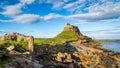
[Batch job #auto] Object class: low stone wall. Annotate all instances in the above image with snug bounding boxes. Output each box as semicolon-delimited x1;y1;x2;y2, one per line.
0;33;34;53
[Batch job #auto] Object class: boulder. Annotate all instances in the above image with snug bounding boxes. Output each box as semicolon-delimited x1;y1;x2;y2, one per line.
7;45;15;51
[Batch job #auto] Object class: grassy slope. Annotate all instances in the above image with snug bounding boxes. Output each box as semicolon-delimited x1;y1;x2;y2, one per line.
34;31;78;45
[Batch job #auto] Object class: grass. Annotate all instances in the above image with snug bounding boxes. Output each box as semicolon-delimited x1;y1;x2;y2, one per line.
0;40;28;59
0;39;29;67
34;31;78;46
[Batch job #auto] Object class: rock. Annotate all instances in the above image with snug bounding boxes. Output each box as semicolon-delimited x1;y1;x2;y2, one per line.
55;52;72;63
15;58;33;68
5;63;16;68
9;50;21;55
33;63;43;68
7;45;15;51
69;63;74;68
64;23;82;36
57;63;67;68
78;35;92;43
23;51;30;55
64;53;72;62
55;52;65;62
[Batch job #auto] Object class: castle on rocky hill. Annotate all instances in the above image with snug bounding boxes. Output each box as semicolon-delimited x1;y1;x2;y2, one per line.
64;23;83;36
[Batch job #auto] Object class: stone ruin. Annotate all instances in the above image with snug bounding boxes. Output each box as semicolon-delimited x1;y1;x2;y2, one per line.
64;23;93;43
0;33;34;52
64;23;83;36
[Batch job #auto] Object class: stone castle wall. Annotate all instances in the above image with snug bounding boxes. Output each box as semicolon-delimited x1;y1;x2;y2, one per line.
64;23;82;36
0;33;34;52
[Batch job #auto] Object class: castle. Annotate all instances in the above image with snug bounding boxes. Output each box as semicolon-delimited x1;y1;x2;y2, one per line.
64;23;82;36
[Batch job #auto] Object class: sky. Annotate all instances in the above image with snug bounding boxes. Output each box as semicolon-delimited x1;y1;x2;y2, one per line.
0;0;120;39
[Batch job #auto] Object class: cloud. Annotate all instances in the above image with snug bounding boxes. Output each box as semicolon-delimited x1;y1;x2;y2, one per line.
1;4;22;17
12;14;42;24
66;1;120;22
1;0;120;24
0;13;64;24
52;2;64;9
82;28;120;36
63;0;85;12
38;0;69;9
43;13;64;21
20;0;35;4
0;14;42;24
0;0;35;17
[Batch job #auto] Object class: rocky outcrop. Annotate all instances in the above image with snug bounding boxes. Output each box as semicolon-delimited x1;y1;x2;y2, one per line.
78;35;93;43
64;23;93;43
5;56;43;68
34;42;120;68
64;23;82;36
0;33;34;52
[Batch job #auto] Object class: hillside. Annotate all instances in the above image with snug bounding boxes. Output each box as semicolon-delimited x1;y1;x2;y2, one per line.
34;23;81;45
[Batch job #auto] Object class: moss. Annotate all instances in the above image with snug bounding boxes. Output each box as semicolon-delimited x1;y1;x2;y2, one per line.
34;31;78;46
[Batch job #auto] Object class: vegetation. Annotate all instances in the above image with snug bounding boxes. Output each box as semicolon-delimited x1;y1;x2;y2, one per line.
0;41;10;67
0;40;29;64
34;31;78;46
3;40;28;51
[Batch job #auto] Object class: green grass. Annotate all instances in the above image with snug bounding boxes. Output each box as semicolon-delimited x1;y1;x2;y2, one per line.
0;39;29;66
34;31;78;46
0;40;28;51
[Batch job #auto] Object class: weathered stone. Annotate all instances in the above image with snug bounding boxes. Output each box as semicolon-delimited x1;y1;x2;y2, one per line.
28;36;34;53
0;33;34;52
64;53;72;62
69;63;74;68
23;51;30;55
5;63;16;68
78;35;92;43
7;45;15;51
64;23;82;36
33;63;43;68
55;52;65;62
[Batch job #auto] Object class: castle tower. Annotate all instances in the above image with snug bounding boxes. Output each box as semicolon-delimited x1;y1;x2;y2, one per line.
64;23;82;36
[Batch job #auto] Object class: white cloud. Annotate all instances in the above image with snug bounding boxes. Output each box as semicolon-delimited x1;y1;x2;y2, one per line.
1;0;35;17
52;2;64;9
20;0;35;4
63;0;85;12
0;13;64;24
0;14;42;24
63;0;85;9
66;2;120;22
12;14;41;24
38;0;69;9
44;13;64;20
81;28;120;39
1;4;22;17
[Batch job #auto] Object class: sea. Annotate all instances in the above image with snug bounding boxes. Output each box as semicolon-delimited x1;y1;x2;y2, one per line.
101;40;120;53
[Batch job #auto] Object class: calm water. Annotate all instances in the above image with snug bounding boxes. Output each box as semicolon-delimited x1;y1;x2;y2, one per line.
101;41;120;53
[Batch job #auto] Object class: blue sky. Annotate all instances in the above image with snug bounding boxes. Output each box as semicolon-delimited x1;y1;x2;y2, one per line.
0;0;120;39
